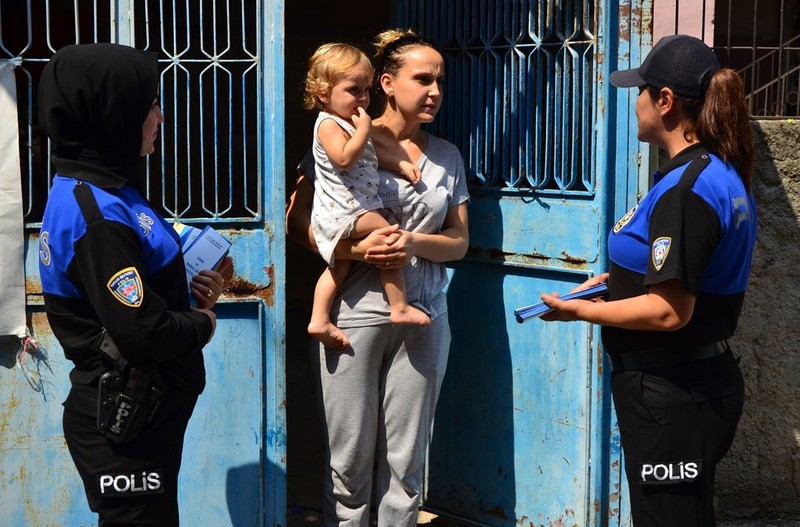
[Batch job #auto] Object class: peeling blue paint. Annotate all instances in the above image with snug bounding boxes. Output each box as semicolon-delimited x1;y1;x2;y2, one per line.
266;427;287;448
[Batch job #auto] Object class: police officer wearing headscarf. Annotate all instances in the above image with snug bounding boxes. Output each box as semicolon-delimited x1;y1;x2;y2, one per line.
38;43;224;526
540;35;757;526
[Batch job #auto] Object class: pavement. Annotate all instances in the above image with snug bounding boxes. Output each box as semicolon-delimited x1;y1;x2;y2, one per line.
287;509;800;527
286;510;470;526
287;509;441;526
718;522;800;527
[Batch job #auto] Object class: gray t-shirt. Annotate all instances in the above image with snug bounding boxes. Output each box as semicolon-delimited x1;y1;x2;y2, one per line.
331;134;470;328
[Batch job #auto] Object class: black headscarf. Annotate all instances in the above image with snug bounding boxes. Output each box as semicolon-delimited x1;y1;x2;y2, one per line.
38;43;159;187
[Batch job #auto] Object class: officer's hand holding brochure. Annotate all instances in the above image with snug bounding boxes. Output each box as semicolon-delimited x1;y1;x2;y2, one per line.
514;283;608;323
174;223;231;295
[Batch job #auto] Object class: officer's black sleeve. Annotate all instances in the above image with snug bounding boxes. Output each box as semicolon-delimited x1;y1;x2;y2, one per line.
73;217;213;362
644;186;721;294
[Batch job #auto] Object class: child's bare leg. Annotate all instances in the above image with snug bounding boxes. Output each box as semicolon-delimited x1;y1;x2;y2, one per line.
308;262;351;349
350;210;390;239
380;268;431;326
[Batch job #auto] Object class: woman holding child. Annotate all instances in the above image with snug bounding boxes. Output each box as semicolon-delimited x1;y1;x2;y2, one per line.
287;29;469;527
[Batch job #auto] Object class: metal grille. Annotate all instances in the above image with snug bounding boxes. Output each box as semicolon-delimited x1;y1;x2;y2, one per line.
714;0;800;117
1;0;261;224
394;0;597;195
659;0;800;117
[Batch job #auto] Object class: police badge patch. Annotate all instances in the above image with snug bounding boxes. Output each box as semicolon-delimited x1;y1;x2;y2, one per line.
107;267;144;307
652;237;672;271
613;205;638;233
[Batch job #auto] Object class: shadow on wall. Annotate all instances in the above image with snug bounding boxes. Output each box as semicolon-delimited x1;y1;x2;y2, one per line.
716;121;800;519
426;194;517;524
226;463;261;526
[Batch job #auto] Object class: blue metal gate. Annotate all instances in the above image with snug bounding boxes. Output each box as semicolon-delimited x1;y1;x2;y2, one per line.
1;0;657;525
392;1;652;525
0;1;286;525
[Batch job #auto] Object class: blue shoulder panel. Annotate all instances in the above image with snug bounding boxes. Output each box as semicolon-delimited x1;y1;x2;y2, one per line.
39;176;182;298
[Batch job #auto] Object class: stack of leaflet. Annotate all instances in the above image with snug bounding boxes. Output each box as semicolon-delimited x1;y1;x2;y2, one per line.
513;283;608;323
174;222;231;294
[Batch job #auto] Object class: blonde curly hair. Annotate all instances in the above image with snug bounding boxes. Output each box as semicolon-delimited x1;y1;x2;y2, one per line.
302;43;374;111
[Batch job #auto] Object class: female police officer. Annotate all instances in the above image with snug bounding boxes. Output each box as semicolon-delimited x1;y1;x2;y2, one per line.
38;43;223;526
540;35;756;526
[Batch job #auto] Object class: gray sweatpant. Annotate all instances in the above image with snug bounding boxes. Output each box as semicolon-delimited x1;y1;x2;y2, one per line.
314;315;451;527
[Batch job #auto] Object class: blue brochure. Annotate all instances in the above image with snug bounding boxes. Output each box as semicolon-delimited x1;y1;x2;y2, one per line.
174;223;231;300
514;283;608;323
182;226;231;279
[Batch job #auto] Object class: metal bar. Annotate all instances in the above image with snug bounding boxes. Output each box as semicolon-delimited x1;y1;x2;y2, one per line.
260;1;286;524
113;0;134;45
750;0;758;114
777;0;785;114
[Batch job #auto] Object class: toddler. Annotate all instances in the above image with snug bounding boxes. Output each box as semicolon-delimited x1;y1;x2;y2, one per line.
303;42;430;349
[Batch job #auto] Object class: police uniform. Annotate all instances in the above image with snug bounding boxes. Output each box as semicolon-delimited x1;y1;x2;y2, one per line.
604;143;756;525
37;44;213;526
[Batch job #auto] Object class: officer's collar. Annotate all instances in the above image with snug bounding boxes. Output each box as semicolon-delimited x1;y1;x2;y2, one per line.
52;153;142;189
654;143;710;180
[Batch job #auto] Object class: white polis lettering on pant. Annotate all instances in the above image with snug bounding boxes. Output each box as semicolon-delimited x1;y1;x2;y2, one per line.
98;471;163;496
639;461;701;484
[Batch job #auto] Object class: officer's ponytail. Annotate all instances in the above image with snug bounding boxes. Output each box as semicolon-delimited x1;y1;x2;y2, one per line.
657;68;755;190
698;69;755;190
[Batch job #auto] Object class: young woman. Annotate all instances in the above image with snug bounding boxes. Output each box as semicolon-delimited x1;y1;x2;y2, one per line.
38;43;223;525
541;35;756;526
287;29;469;527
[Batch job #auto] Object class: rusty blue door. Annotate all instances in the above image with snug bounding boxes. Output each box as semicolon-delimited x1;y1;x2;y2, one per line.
0;1;287;525
392;1;651;525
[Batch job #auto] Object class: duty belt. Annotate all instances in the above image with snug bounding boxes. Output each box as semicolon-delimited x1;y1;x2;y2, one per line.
610;340;730;371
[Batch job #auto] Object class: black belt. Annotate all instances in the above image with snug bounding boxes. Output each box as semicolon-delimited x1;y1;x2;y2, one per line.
609;341;730;371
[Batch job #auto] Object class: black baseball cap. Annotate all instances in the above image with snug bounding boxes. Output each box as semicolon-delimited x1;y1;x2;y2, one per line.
610;34;720;98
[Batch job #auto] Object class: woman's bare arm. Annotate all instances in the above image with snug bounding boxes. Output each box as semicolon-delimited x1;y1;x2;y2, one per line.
364;202;469;265
541;279;696;331
285;172;318;253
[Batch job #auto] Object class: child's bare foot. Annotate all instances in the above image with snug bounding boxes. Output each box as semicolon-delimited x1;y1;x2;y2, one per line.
390;305;431;326
308;321;350;349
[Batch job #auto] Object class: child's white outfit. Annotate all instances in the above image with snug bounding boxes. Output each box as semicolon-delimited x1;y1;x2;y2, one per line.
311;111;382;266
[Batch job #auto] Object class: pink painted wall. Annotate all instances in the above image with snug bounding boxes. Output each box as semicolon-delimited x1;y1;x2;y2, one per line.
653;0;714;44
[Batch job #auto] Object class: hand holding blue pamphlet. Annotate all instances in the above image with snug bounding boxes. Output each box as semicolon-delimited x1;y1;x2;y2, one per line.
514;283;608;323
174;223;231;295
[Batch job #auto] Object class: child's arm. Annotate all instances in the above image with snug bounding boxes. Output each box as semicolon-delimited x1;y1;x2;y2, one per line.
398;160;422;185
318;108;371;169
372;126;421;185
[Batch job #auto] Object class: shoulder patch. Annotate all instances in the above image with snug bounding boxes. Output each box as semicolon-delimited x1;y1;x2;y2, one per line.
613;205;638;234
107;267;144;307
651;237;672;271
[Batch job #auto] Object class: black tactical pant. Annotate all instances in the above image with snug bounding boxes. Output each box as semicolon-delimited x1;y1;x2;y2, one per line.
63;386;198;526
612;350;744;527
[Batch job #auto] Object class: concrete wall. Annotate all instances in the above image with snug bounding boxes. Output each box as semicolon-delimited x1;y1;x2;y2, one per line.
717;120;800;519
